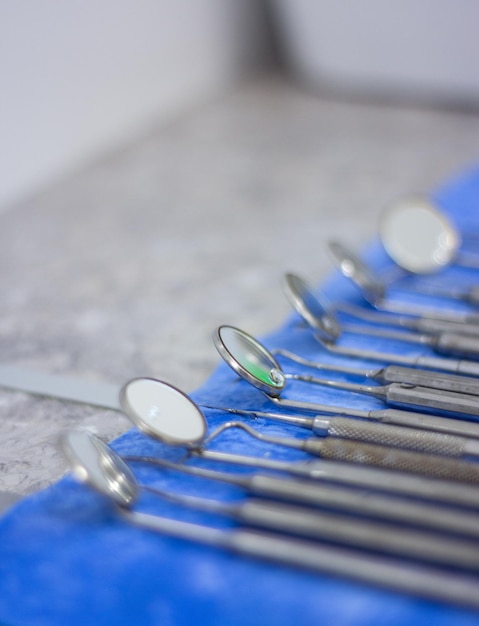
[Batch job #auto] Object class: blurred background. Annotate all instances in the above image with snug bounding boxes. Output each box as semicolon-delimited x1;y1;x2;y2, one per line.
2;0;479;212
1;0;479;493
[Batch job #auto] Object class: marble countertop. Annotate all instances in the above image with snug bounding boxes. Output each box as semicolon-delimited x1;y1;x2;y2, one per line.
1;75;479;496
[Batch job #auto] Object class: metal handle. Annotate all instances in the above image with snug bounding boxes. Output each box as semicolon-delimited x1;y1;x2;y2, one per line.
199;445;479;508
380;298;479;324
414;354;479;376
463;311;479;324
325;416;479;458
380;365;479;395
123;508;479;608
467;285;479;307
325;341;479;376
369;407;479;439
434;332;479;358
414;316;479;337
342;322;428;346
238;499;479;571
231;529;479;609
304;437;479;484
384;382;479;417
273;393;479;438
456;359;479;377
248;474;479;537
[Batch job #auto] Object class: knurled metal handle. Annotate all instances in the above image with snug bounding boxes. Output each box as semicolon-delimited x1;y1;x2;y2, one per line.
304;437;479;483
326;416;477;457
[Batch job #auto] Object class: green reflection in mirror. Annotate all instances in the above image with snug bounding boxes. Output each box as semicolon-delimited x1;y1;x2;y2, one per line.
220;326;284;389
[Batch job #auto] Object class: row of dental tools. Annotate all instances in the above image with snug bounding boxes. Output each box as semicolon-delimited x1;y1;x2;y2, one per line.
60;196;479;608
63;378;479;610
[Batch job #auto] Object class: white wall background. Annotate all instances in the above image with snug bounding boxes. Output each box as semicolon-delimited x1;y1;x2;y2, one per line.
4;1;477;213
274;0;479;103
0;1;268;211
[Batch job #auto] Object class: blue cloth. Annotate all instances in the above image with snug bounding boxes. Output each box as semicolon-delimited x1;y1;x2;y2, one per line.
1;166;479;626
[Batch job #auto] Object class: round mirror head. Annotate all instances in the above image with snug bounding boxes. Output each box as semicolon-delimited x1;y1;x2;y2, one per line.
379;196;460;274
120;378;207;445
328;240;386;305
282;273;341;341
213;325;286;398
61;429;138;507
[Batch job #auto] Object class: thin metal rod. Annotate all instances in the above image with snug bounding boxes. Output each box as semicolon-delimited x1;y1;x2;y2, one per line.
201;405;315;429
274;347;479;397
268;393;375;418
284;372;384;398
272;348;367;377
203;420;305;451
318;335;479;377
341;322;479;358
388;281;473;304
376;296;479;324
336;302;479;336
341;321;433;346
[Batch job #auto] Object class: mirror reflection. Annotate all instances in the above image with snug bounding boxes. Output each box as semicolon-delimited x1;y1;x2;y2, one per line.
120;378;207;445
380;198;460;273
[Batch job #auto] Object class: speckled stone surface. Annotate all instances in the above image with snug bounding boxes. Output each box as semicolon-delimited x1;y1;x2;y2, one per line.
1;75;479;495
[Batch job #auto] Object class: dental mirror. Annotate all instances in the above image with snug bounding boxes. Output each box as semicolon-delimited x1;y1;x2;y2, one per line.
282;274;342;341
283;273;344;340
379;197;459;273
283;274;479;382
61;431;479;609
380;196;479;272
212;326;286;397
328;240;479;323
328;241;386;305
285;275;479;360
120;377;207;445
61;429;138;507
